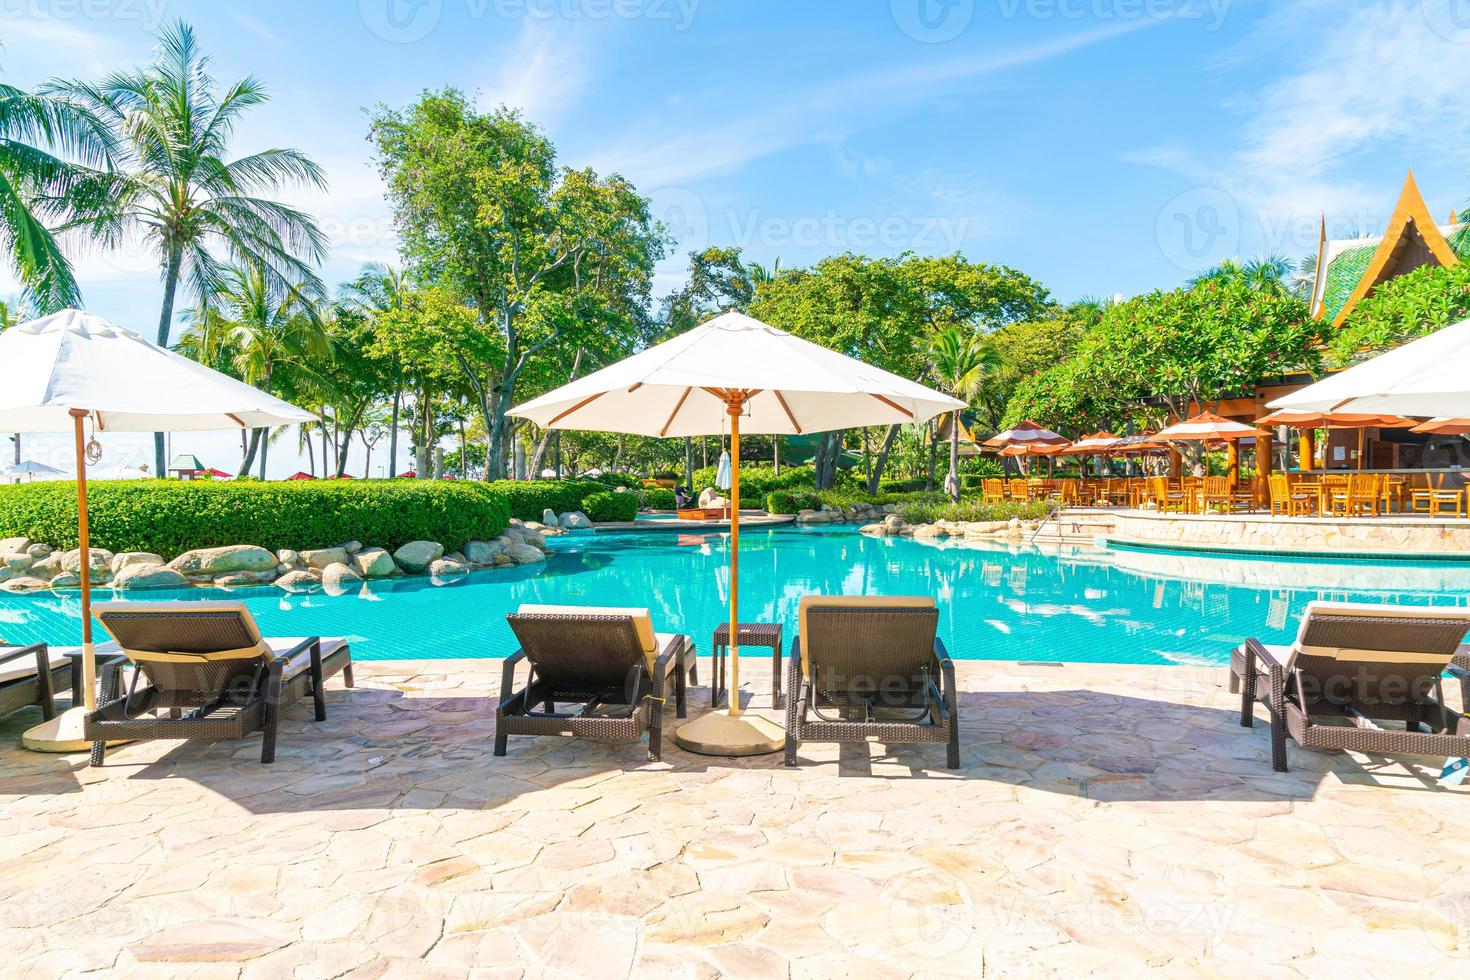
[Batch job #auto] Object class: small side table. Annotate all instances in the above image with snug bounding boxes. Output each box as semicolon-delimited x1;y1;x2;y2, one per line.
710;622;783;709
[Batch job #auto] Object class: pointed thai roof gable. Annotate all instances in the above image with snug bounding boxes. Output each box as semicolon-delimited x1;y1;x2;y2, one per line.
1312;170;1463;326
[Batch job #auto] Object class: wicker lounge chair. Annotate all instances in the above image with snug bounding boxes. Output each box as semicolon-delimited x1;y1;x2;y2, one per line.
1230;601;1470;773
85;601;354;766
0;641;73;721
784;596;959;769
498;605;691;762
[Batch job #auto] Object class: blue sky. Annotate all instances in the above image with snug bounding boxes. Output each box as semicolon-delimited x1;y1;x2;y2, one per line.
4;0;1470;475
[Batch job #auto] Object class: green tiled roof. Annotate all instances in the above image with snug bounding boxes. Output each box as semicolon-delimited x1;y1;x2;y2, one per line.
1319;243;1376;323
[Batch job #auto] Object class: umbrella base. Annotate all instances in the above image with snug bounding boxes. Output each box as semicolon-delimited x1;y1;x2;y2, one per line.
21;706;126;753
673;709;784;756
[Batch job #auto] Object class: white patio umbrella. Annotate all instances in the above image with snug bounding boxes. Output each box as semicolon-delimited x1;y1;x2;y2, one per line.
1268;316;1470;418
3;459;66;482
510;310;962;755
0;309;314;752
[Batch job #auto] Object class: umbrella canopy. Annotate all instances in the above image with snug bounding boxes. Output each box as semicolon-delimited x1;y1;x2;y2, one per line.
999;442;1070;457
287;471;316;480
1267;316;1470;418
983;419;1069;449
1059;431;1118;455
1256;409;1416;429
509;311;962;436
0;309;314;754
200;467;233;478
1412;418;1470;435
509;311;961;757
3;459;65;475
0;309;315;433
90;463;151;480
1155;412;1268;442
1109;433;1166;455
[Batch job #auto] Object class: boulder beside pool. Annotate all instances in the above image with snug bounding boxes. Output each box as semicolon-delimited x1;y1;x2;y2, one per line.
167;545;279;577
112;564;191;591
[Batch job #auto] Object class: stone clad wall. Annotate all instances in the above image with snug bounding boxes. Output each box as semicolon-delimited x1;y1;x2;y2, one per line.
1108;511;1470;556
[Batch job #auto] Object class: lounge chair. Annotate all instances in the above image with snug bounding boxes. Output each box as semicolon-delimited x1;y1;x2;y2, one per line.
1230;601;1470;773
784;596;959;769
85;601;354;766
498;604;691;761
0;641;72;721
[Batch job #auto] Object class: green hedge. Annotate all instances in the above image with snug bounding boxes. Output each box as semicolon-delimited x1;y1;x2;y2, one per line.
486;479;603;521
640;487;676;510
766;490;820;515
0;480;511;556
690;464;815;499
582;490;638;522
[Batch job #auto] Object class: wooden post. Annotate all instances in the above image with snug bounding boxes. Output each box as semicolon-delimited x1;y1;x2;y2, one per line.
1168;447;1182;479
727;394;743;719
1225;441;1239;485
1254;433;1273;504
70;409;96;709
1298;429;1314;472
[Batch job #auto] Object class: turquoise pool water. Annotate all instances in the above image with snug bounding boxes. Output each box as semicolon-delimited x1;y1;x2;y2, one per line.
3;526;1469;666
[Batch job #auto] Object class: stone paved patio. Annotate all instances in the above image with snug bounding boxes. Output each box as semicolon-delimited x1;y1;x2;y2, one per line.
2;657;1467;977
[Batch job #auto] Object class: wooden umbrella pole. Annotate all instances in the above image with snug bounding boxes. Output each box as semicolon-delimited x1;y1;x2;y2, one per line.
70;408;96;709
727;395;742;719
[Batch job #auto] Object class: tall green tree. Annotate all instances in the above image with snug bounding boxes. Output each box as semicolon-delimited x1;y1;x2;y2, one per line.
49;19;327;474
370;90;667;478
339;262;412;476
0;82;114;310
929;325;997;502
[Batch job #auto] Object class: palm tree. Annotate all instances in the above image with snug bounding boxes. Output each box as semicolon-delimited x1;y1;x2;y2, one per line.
930;326;997;503
206;263;328;477
339;263;409;476
1189;254;1295;295
47;19;327;474
0;82;115;310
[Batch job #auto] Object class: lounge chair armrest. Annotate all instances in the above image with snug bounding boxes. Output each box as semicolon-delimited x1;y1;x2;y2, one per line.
499;648;528;705
1243;638;1283;670
0;642;46;666
1447;663;1470;682
933;636;953;665
274;636;321;665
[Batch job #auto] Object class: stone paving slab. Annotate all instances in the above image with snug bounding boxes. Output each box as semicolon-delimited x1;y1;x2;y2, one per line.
1;658;1467;977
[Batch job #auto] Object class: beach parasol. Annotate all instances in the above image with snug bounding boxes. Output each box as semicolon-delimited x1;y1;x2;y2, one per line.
510;310;961;756
0;310;313;752
1154;412;1268;442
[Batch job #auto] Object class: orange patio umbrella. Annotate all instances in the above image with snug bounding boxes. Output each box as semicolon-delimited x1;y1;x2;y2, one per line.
1059;431;1119;455
1411;418;1470;435
984;419;1069;449
1257;410;1417;471
1155;412;1269;442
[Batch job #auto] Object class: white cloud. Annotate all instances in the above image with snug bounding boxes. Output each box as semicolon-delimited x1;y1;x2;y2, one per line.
476;21;591;127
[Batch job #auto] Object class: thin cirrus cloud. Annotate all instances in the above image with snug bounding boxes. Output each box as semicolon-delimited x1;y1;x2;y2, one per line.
591;17;1164;189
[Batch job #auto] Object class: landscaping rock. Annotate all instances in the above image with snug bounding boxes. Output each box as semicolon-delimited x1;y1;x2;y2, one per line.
860;523;888;536
520;530;547;549
4;553;34;573
351;547;396;579
2;576;50;591
429;558;469;579
506;542;546;565
883;513;905;532
111;552;164;575
213;570;274;586
29;554;61;579
0;536;29;554
392;540;443;573
61;548;114;574
0;567;12;585
541;508;560;527
464;540;502;565
50;571;81;588
340;540;363;554
168;545;278;577
276;549;301;568
112;564;190;591
559;511;593;530
274;569;322;593
26;543;52;558
302;547;349;571
912;524;944;539
321;562;363;591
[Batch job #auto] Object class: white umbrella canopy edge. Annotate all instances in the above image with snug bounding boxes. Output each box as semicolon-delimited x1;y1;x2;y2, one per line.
509;311;963;437
0;310;315;754
1267;316;1470;418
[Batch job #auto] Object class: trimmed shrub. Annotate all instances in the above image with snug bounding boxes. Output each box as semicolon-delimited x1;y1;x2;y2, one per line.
878;477;928;494
486;479;603;521
895;498;1050;525
581;490;638;522
587;471;643;490
640;487;676;510
690;464;815;499
766;490;820;515
0;479;511;556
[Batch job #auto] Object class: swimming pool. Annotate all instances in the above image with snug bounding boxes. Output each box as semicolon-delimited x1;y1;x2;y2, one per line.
3;526;1468;665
